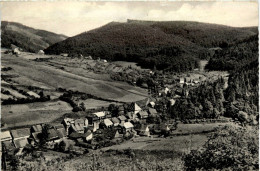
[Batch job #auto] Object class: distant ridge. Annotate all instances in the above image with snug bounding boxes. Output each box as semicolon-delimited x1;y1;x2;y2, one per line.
1;21;68;53
42;20;256;71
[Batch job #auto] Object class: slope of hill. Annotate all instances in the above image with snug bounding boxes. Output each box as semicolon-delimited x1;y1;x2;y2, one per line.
1;21;68;53
205;34;258;71
45;20;257;72
225;59;259;119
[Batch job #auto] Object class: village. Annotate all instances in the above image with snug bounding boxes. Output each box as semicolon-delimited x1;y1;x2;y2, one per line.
1;47;232;170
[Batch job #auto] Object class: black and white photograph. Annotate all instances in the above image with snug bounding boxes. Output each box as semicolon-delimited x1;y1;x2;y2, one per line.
0;1;259;170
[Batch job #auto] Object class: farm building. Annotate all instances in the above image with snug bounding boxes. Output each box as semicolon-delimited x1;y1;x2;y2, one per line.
128;103;142;114
31;132;41;144
169;99;176;106
148;101;155;108
106;112;112;119
82;130;93;142
10;128;30;148
0;131;12;143
11;128;30;140
164;87;170;94
118;106;125;115
137;111;149;119
38;50;45;55
46;128;60;142
126;112;133;120
70;120;84;134
62;118;75;134
31;124;43;133
111;117;120;126
55;124;67;138
180;78;184;84
93;111;106;120
118;115;127;124
160;123;170;132
103;119;113;128
60;53;68;57
86;114;99;132
122;122;134;132
114;130;122;138
148;108;158;116
69;132;82;141
13;138;29;149
136;124;150;136
13;48;21;55
185;77;192;83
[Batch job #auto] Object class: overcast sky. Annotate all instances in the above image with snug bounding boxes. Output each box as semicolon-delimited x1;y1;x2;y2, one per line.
1;1;258;37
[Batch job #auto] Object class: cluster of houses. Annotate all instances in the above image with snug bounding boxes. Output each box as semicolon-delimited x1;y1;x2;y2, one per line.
1;102;171;153
179;77;202;86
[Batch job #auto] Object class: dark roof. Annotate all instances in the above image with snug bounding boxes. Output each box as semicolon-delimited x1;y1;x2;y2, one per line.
118;115;127;121
82;130;92;137
136;124;150;133
138;111;149;118
56;128;66;138
74;118;84;125
69;132;82;139
11;128;30;139
86;114;98;121
55;124;65;129
111;117;120;124
148;108;157;115
32;125;43;132
47;128;59;141
32;132;41;143
13;138;28;148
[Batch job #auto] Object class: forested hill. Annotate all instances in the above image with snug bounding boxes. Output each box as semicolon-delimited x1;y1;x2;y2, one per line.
1;21;68;53
44;20;256;72
206;34;258;71
225;59;259;122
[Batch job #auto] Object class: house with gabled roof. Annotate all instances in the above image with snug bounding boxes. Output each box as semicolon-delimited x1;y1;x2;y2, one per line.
111;117;120;126
31;124;43;133
86;114;99;132
93;111;106;120
62;118;75;135
11;128;30;140
31;132;41;144
122;122;134;132
10;128;31;148
180;77;185;84
82;130;93;142
0;130;12;143
148;108;158;116
102;118;113;128
137;111;149;119
135;124;150;136
13;138;29;149
46;128;60;143
118;115;127;124
128;102;142;114
55;124;66;138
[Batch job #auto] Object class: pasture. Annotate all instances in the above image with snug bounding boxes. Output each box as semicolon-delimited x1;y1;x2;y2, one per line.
1;100;72;128
2;54;148;102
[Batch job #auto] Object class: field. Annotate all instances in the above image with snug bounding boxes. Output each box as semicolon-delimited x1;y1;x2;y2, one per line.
2;53;148;102
79;99;122;109
1;100;72;128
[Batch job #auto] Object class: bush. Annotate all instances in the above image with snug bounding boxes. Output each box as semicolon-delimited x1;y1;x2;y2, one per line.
183;125;259;170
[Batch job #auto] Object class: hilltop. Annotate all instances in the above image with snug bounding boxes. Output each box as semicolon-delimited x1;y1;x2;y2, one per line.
1;21;68;53
45;20;257;71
